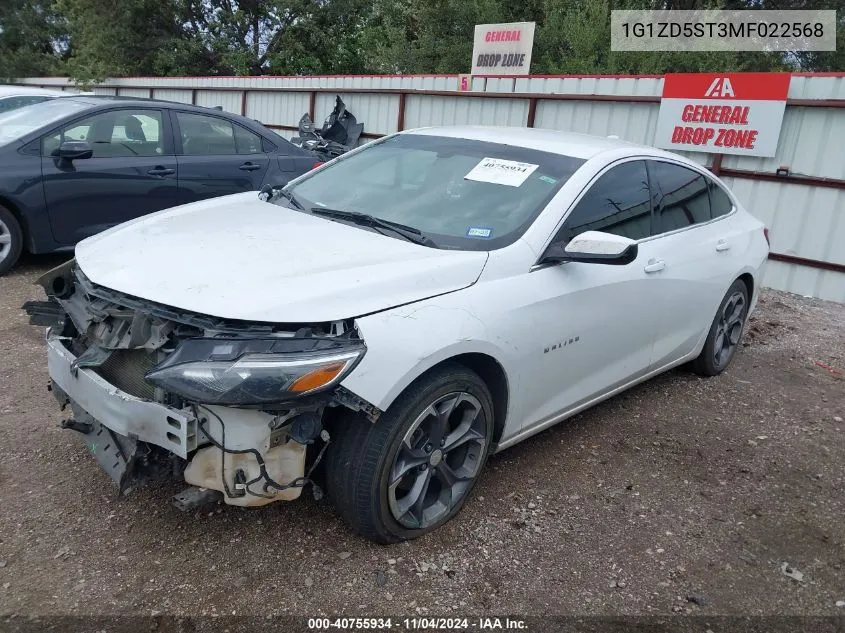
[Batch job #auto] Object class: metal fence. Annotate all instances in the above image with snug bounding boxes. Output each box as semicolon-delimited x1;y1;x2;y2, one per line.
20;73;845;302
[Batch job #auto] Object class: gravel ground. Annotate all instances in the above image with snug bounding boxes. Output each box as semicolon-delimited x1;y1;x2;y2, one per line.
1;254;843;621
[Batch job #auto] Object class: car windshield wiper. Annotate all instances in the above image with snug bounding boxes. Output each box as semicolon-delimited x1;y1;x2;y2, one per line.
260;184;304;210
310;207;437;247
276;188;304;210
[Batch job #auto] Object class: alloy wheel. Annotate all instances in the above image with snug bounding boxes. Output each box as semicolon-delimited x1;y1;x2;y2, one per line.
0;216;11;263
387;392;489;529
713;291;746;369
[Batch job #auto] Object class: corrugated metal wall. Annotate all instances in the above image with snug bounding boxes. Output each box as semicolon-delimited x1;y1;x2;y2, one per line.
19;74;845;302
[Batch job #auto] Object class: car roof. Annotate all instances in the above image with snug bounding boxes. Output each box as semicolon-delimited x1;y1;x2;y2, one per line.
0;85;70;98
54;95;272;126
67;95;206;108
404;125;651;160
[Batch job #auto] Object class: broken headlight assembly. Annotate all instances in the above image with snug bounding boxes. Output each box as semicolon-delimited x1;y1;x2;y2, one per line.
145;337;365;405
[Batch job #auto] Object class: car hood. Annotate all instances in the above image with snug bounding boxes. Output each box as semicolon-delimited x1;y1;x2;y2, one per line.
74;193;488;323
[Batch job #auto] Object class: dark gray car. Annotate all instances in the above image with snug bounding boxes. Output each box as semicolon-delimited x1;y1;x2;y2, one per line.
0;96;319;274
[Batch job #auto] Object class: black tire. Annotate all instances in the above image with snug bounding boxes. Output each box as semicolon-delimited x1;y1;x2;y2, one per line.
0;205;23;276
691;279;749;376
325;363;495;543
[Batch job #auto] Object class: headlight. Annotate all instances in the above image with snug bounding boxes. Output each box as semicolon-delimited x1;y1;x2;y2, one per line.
145;337;365;405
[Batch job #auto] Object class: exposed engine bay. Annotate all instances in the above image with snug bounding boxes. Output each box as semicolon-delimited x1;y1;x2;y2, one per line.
24;259;378;509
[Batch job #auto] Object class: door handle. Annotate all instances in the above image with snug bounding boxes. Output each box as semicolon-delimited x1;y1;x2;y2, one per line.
147;167;175;176
238;162;262;171
716;239;731;252
644;258;666;274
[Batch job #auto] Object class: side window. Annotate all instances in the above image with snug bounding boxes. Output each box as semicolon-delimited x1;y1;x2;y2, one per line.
111;113;161;144
177;112;237;155
708;179;734;218
649;161;710;234
555;160;652;244
233;125;263;155
42;110;164;158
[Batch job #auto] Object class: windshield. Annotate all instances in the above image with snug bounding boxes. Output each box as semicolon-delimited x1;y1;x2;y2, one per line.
0;98;91;145
281;133;585;250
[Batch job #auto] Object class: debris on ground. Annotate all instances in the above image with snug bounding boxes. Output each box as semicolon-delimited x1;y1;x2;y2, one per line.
374;570;388;587
291;96;364;162
814;360;842;376
780;562;805;583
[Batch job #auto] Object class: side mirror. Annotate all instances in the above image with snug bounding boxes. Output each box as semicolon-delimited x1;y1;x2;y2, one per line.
541;230;638;266
56;140;93;161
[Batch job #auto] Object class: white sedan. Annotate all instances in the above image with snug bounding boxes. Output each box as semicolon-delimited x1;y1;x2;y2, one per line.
0;85;74;113
28;126;769;543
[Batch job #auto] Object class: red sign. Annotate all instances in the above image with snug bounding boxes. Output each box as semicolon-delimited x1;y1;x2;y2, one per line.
655;73;790;157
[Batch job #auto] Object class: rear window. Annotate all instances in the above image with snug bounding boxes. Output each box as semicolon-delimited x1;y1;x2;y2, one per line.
708;180;734;218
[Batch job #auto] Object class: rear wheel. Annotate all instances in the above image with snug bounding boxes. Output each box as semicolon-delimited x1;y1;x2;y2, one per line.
0;205;23;276
692;279;749;376
325;363;494;543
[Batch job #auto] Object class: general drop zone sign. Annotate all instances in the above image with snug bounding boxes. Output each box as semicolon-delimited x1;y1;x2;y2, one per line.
471;22;535;75
654;73;790;157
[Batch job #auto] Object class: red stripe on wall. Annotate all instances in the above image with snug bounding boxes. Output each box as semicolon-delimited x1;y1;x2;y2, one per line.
662;73;791;100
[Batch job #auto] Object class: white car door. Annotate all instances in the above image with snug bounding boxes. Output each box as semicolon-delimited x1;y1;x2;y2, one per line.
640;159;746;368
516;159;664;429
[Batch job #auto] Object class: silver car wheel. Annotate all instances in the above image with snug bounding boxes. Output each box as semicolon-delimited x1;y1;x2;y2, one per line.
387;392;489;529
0;216;12;263
713;290;746;370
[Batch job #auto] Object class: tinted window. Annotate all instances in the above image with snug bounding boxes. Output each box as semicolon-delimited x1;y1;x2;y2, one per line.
649;161;710;234
42;109;164;157
177;112;237;155
283;133;585;251
708;179;734;218
233;124;262;154
0;95;51;113
556;160;652;244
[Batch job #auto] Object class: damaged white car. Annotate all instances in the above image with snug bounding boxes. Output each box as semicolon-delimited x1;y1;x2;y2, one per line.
26;126;769;542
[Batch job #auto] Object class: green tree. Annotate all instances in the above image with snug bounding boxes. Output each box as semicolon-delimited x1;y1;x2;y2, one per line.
534;0;789;74
57;0;206;82
60;0;379;80
357;0;817;74
0;0;66;80
6;0;842;81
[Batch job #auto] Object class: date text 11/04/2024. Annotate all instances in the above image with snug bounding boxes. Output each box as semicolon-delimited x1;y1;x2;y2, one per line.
307;617;528;630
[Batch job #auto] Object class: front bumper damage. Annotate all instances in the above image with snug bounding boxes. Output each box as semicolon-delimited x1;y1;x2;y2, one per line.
49;337;306;505
26;260;379;508
48;335;198;459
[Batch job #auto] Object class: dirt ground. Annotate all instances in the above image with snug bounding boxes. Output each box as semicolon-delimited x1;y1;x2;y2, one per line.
0;253;843;621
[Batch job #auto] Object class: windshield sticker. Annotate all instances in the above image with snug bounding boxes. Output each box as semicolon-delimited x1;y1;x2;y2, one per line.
464;158;539;187
466;227;493;239
538;175;557;184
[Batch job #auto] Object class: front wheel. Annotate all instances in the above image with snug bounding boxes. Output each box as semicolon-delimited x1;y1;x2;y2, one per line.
0;205;23;276
325;363;495;543
691;279;749;376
